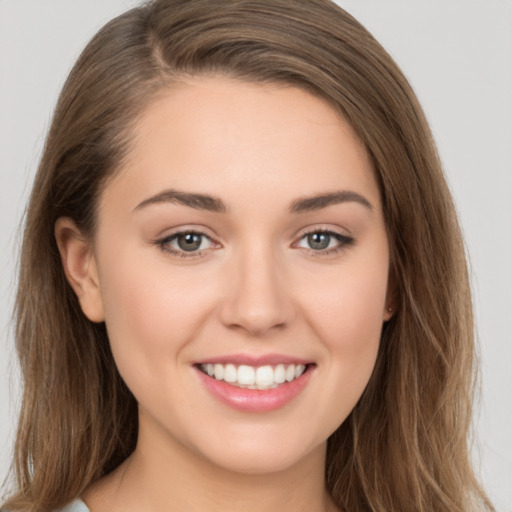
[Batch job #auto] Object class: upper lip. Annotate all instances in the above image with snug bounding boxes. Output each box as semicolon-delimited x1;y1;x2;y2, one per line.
195;353;314;366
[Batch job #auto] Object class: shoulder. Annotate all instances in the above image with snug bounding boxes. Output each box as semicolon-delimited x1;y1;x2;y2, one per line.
54;499;90;512
1;498;89;512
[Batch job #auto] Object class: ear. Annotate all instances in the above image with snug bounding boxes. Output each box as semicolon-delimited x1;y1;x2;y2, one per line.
383;263;398;322
54;217;105;323
383;305;394;322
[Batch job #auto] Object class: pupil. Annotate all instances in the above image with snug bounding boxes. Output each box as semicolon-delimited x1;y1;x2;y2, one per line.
308;232;330;250
178;233;202;251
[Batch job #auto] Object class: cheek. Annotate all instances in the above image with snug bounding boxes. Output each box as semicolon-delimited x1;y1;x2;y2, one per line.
96;247;216;390
297;250;389;415
301;249;389;346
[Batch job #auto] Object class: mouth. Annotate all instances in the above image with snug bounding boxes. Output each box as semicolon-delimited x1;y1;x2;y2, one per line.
196;362;312;390
193;354;316;412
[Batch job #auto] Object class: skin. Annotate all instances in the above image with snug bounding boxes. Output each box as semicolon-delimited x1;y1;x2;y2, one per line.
56;76;393;512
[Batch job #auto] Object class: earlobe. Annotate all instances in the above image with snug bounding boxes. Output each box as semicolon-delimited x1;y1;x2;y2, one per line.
383;264;397;322
54;217;105;323
383;305;394;322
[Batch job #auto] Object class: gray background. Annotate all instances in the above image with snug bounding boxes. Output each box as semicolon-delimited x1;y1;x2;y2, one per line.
1;1;511;510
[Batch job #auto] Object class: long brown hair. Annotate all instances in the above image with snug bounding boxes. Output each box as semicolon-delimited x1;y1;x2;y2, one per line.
2;1;494;511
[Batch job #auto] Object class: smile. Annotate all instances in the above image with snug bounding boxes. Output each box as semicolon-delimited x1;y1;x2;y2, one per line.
199;363;307;390
194;359;315;413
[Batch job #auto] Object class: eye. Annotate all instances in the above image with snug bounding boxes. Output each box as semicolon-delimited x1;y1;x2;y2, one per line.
295;230;354;254
157;230;217;257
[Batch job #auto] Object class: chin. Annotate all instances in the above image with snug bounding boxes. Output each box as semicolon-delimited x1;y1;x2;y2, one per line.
187;425;329;476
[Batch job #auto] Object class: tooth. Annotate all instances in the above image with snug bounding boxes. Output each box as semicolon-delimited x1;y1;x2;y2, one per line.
203;362;308;387
237;365;255;385
255;365;274;387
256;383;273;390
285;365;295;382
214;364;224;380
295;364;306;378
274;364;286;384
224;364;237;383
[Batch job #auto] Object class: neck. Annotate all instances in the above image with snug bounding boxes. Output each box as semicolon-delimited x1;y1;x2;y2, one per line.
83;414;338;512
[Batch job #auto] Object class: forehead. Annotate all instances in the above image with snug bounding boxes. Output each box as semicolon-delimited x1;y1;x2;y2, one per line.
101;76;381;214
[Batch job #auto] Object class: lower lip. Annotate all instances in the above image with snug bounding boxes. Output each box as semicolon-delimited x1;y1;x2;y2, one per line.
194;366;314;413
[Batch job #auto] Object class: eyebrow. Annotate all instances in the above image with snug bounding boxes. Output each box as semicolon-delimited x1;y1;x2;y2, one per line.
289;190;373;213
134;189;227;213
134;188;373;214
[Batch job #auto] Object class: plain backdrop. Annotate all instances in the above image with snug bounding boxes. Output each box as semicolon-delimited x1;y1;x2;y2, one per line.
1;1;511;510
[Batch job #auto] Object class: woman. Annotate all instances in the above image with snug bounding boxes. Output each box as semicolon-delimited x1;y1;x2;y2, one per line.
1;1;495;511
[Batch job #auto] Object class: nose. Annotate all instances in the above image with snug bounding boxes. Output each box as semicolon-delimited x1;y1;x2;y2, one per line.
218;243;295;336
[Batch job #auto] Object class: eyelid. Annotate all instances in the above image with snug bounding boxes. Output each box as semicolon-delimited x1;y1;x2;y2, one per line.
154;227;222;259
293;224;353;243
153;224;354;259
154;223;218;240
295;223;352;237
292;226;355;256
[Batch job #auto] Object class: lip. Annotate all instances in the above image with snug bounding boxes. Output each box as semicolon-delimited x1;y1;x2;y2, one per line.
196;353;313;366
194;361;315;413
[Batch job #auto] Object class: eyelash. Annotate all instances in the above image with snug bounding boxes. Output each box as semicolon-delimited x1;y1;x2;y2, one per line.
294;229;355;257
155;228;354;259
156;229;214;259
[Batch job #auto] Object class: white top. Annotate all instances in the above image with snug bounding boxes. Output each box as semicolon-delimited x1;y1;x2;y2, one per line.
57;499;90;512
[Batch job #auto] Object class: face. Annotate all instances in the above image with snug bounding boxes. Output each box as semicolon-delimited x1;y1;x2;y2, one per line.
62;77;392;474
